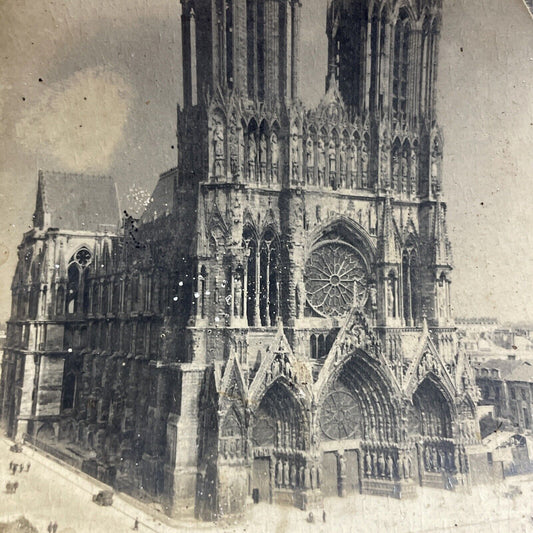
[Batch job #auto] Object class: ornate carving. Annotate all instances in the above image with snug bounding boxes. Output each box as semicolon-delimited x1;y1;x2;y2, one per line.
320;389;358;440
304;242;368;318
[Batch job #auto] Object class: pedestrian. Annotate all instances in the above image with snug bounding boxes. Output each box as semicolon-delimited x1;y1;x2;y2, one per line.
133;517;139;530
52;521;58;533
322;509;326;523
19;463;23;473
47;522;53;533
11;464;16;475
13;481;18;493
9;460;13;470
26;462;31;472
307;512;314;523
6;481;12;493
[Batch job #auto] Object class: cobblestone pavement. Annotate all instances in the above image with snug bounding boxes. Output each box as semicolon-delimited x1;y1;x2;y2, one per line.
1;437;532;533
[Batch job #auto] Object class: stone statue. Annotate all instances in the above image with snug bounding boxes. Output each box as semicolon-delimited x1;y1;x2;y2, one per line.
387;277;395;318
410;148;418;195
233;274;242;318
270;132;279;181
391;151;400;190
401;150;408;193
369;282;378;317
291;126;299;180
361;140;368;187
377;453;385;477
276;458;283;487
348;143;357;188
259;133;267;182
387;454;394;480
283;460;290;487
317;138;326;185
295;274;306;319
290;463;297;488
248;135;256;181
229;118;239;177
338;454;346;478
328;139;337;179
365;449;372;477
305;137;314;183
213;119;225;176
339;141;346;187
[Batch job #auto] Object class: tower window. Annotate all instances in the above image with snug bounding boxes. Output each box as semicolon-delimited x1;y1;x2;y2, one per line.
393;13;410;122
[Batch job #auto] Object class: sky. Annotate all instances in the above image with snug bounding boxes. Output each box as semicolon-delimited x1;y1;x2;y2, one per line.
0;0;532;325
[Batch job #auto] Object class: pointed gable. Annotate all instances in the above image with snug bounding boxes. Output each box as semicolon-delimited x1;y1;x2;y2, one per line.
34;170;120;232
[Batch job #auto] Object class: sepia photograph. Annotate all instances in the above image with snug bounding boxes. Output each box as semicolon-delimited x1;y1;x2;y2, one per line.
0;0;532;531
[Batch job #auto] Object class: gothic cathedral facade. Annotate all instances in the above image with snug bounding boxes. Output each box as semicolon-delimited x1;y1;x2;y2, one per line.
1;0;484;520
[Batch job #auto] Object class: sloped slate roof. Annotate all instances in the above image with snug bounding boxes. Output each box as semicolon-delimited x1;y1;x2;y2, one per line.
140;168;177;224
506;361;533;383
35;170;120;232
474;358;523;379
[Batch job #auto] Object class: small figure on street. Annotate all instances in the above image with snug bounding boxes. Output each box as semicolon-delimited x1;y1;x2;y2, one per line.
322;510;326;523
133;517;139;530
9;460;13;470
19;463;23;473
52;521;58;533
13;481;18;493
11;463;16;475
307;512;314;523
47;521;53;533
6;481;12;493
26;462;31;472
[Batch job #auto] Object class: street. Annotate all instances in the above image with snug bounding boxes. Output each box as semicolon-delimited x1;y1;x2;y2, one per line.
1;437;532;533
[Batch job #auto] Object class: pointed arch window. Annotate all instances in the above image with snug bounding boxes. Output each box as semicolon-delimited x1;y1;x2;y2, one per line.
402;246;419;326
393;11;410;123
65;248;92;316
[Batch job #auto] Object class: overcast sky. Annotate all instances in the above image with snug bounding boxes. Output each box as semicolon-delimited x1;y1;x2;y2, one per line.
0;0;532;325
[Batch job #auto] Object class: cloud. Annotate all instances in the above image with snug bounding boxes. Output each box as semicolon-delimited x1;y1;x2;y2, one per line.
15;67;133;173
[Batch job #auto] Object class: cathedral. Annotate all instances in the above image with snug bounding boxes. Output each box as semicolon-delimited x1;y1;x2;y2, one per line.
0;0;486;520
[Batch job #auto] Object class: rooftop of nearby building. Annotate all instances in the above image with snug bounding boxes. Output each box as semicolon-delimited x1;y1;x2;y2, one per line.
33;170;120;233
474;358;524;380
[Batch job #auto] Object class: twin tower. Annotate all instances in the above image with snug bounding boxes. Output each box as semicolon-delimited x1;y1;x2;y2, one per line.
2;0;484;522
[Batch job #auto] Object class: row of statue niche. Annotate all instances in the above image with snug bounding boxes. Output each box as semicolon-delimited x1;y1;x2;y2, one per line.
220;436;244;460
423;444;455;473
275;458;321;490
212;116;281;183
389;147;419;194
361;450;399;480
304;136;369;189
458;420;477;443
417;353;439;380
267;353;296;383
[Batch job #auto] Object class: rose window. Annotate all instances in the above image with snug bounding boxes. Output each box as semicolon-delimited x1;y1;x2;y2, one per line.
320;390;359;440
304;241;368;318
74;248;92;267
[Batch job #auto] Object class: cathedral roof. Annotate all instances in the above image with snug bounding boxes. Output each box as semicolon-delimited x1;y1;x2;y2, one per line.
34;170;120;232
140;168;177;224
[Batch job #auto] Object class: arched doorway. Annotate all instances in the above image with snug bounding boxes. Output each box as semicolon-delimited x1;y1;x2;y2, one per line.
318;351;401;497
412;376;455;485
251;381;309;505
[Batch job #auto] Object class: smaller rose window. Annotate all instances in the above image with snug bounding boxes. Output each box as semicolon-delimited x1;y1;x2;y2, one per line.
74;248;92;267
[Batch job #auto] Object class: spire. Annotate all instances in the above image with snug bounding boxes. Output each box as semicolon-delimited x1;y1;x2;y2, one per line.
433;195;451;267
378;195;400;264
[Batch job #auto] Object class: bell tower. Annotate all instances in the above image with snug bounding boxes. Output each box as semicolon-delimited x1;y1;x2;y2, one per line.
181;0;301;106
